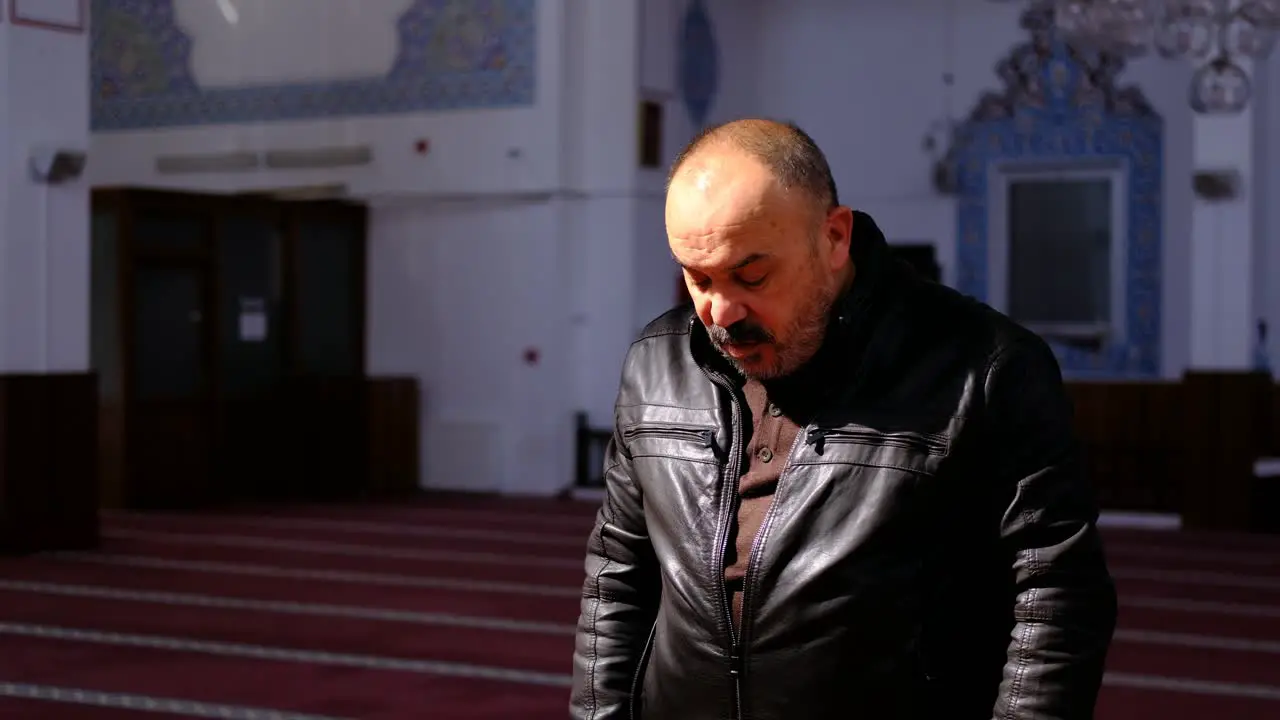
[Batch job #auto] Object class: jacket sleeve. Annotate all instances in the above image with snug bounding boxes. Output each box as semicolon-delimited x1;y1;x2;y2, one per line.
569;414;661;719
986;337;1118;720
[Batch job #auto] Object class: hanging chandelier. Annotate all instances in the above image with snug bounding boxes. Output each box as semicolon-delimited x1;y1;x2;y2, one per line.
1007;1;1280;112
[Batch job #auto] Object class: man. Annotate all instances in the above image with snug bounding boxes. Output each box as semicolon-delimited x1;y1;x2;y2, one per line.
570;119;1117;719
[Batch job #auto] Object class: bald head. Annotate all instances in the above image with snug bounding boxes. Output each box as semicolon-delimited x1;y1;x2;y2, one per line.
665;118;854;380
668;118;839;216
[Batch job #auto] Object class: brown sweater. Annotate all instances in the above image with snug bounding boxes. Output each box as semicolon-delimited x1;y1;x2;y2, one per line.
724;374;826;628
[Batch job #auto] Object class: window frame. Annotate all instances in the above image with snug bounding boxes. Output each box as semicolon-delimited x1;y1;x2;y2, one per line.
987;158;1129;346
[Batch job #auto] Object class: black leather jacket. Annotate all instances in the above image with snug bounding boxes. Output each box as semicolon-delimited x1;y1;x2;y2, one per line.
570;213;1117;719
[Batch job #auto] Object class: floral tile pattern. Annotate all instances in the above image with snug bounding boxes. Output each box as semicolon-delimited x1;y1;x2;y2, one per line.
90;0;537;131
950;4;1163;378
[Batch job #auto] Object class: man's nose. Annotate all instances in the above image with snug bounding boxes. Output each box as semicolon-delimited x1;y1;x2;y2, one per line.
708;293;748;330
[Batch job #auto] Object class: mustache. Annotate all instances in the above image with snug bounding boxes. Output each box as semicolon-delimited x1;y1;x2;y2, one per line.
707;320;775;346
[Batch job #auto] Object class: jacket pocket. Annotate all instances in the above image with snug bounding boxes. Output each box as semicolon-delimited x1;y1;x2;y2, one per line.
800;425;948;477
807;427;947;455
622;422;721;463
624;422;715;446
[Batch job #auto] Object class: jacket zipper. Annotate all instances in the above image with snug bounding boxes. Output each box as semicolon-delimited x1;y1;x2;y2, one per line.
733;425;943;717
628;621;658;720
733;421;810;718
622;423;717;449
698;365;745;720
805;427;948;456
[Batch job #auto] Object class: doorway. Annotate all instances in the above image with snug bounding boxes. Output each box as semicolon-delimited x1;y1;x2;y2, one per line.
91;189;368;509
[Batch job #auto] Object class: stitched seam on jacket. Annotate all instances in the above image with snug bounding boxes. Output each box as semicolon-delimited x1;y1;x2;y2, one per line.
583;503;619;719
1003;586;1038;720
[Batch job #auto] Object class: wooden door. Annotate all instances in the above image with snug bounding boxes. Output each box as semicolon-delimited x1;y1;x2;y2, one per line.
127;258;214;508
214;210;288;500
281;203;368;498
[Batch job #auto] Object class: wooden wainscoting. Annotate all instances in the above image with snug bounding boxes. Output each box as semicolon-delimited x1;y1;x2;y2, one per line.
1066;381;1184;514
1066;372;1275;532
215;390;289;503
98;400;126;509
279;377;369;501
1178;372;1274;531
0;373;99;553
112;376;421;509
1271;382;1280;456
367;377;422;499
239;376;419;502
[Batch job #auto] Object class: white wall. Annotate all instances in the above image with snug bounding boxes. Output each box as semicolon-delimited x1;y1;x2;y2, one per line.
0;11;91;373
368;197;572;495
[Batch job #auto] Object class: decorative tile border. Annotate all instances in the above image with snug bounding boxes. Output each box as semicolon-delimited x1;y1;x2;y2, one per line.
90;0;537;131
949;4;1163;378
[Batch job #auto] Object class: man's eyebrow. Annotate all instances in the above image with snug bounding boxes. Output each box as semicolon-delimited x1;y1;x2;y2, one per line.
676;252;770;272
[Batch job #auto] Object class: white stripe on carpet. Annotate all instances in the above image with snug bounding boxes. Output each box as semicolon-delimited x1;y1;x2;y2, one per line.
45;552;580;597
0;623;573;688
0;579;575;635
0;682;349;719
105;511;589;547
104;529;582;569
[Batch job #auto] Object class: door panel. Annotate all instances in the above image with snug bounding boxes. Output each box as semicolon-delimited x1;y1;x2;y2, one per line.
128;262;213;508
216;214;287;499
133;264;206;399
294;215;362;377
287;209;367;498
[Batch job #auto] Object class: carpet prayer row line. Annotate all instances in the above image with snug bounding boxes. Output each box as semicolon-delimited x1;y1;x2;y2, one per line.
0;495;1276;718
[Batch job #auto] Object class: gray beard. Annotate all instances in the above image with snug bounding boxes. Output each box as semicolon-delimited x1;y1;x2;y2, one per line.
719;282;839;381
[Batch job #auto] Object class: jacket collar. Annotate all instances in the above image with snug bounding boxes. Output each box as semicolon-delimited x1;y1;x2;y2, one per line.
831;210;895;335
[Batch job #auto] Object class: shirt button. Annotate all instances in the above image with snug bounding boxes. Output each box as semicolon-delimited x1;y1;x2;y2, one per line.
758;447;773;462
768;404;782;417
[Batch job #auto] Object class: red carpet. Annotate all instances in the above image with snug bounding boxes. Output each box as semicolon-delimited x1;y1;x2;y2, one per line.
0;494;1274;718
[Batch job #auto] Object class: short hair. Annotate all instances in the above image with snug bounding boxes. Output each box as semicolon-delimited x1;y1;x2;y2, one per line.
667;118;840;211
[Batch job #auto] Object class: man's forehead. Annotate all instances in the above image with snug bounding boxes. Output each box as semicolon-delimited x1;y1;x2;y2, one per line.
668;165;777;241
669;153;772;205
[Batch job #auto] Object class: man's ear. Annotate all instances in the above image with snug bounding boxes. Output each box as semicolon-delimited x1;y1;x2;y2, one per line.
824;205;854;269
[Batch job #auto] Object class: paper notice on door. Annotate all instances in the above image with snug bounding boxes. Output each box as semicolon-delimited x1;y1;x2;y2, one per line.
238;297;267;342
